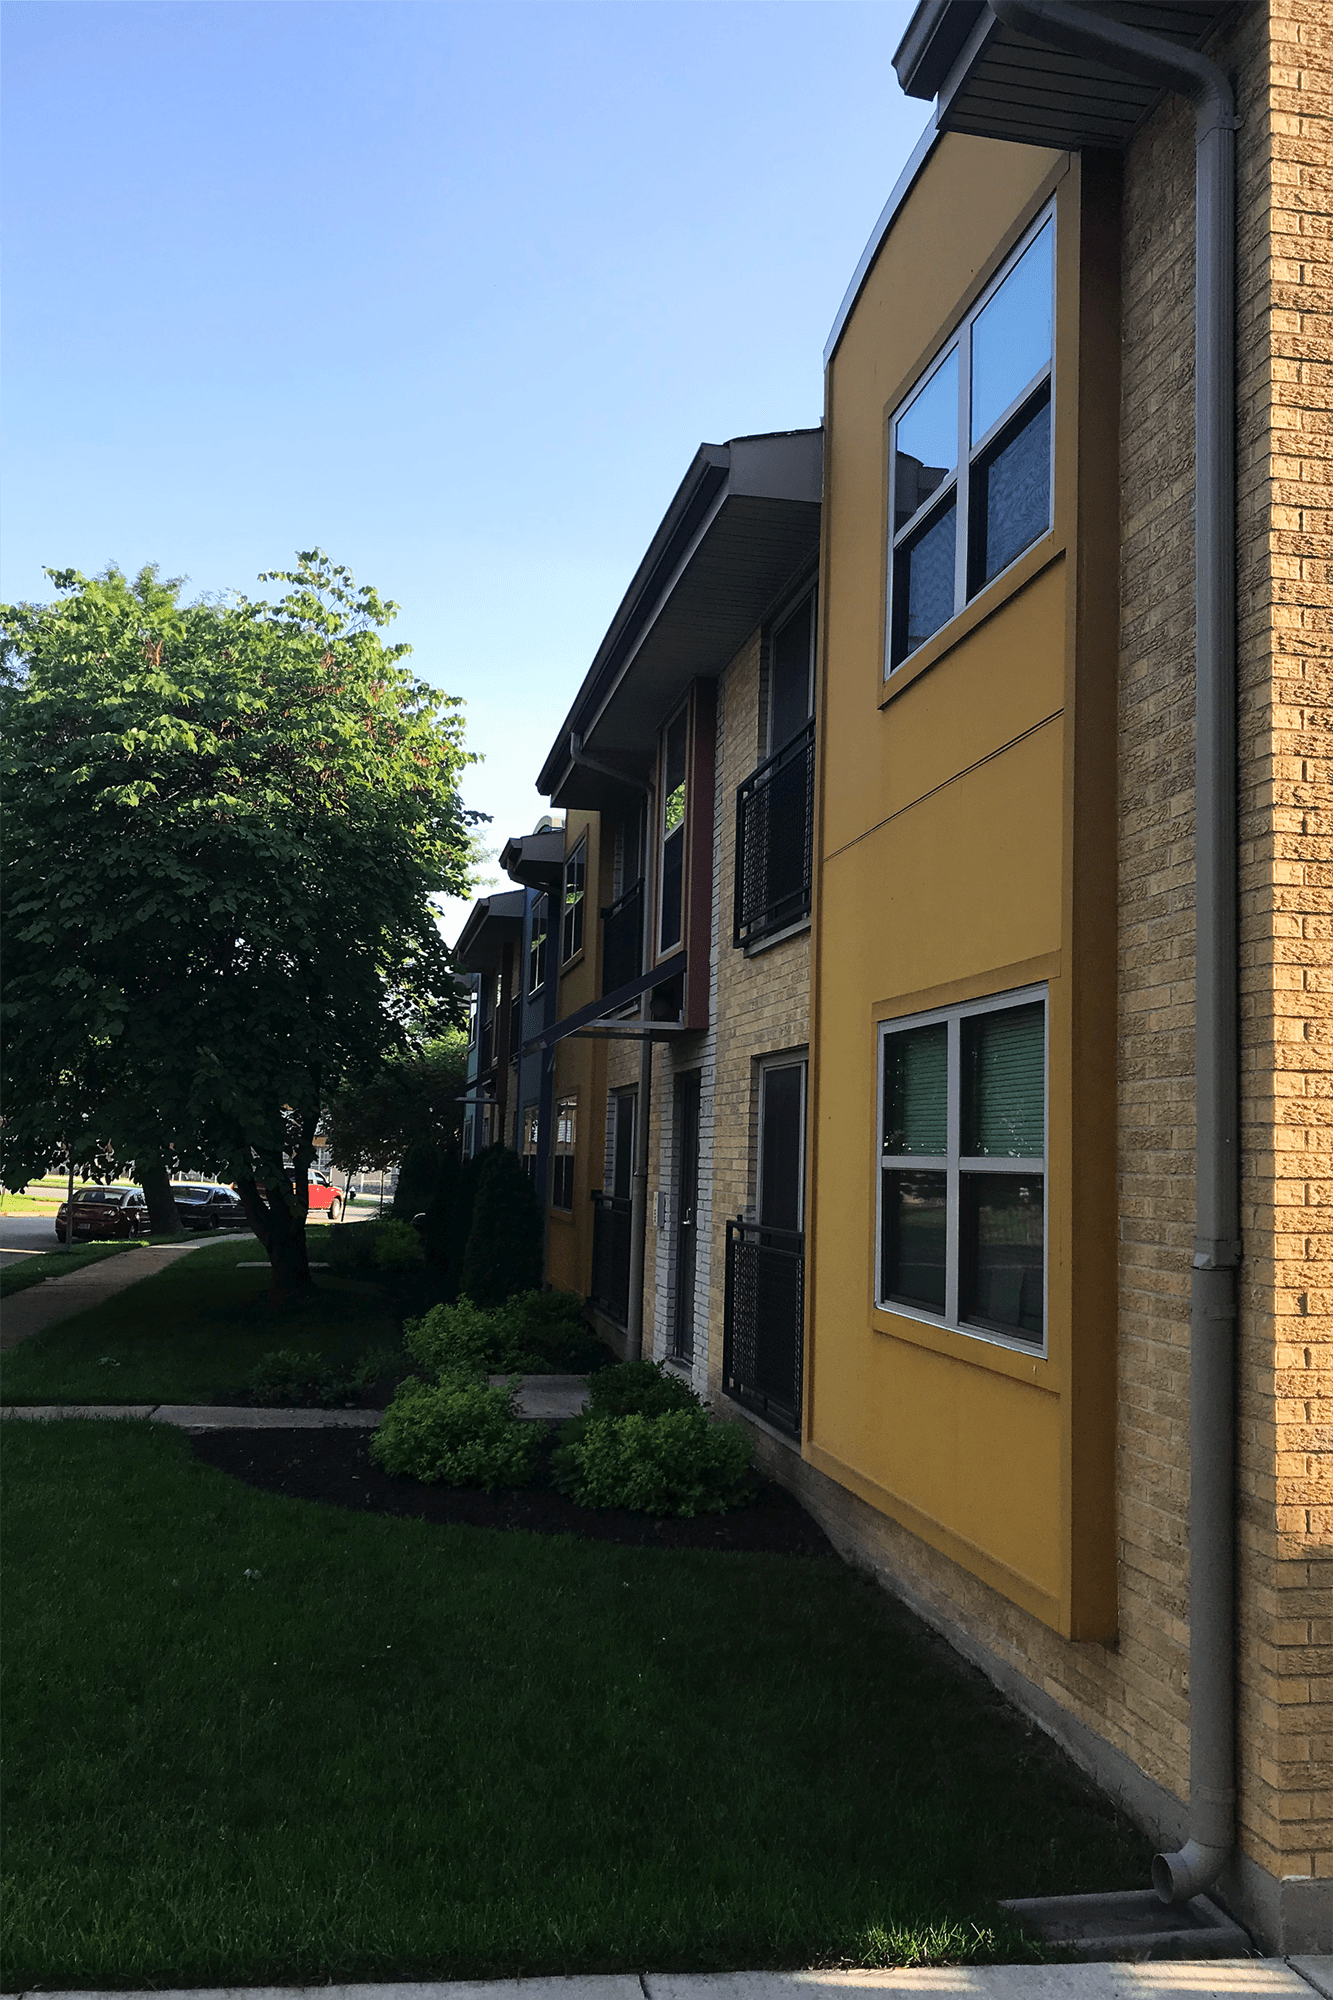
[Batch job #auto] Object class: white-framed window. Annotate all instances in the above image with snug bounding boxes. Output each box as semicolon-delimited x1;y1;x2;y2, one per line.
561;839;586;963
528;894;548;996
877;986;1047;1351
467;980;479;1047
552;1095;577;1210
887;208;1055;674
658;704;689;953
521;1104;539;1182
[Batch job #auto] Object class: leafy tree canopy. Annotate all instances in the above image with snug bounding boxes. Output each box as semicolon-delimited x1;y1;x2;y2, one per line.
324;1031;469;1177
1;553;481;1292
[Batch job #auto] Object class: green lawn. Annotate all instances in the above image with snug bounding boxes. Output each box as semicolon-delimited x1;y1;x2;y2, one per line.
0;1239;399;1405
1;1420;1150;1989
0;1240;138;1299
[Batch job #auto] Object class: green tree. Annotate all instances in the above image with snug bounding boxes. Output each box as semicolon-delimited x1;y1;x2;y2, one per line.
1;554;480;1296
459;1144;544;1307
324;1032;469;1194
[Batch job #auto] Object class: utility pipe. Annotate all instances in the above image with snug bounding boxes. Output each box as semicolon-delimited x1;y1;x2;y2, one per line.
567;731;655;1362
989;0;1240;1905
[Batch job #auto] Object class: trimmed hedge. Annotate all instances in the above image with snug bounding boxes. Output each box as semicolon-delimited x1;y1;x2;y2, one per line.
552;1407;753;1518
370;1376;541;1489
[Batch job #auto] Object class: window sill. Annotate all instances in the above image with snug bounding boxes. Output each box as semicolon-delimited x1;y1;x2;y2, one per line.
559;948;585;976
881;535;1064;707
871;1300;1056;1389
742;915;811;959
548;1206;575;1224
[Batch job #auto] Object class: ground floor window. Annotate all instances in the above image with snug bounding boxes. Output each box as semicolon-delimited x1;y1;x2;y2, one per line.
552;1096;577;1210
877;986;1046;1349
521;1105;539;1181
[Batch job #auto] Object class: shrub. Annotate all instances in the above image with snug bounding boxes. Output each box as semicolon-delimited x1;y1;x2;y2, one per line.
402;1298;492;1382
390;1138;448;1222
417;1151;461;1274
552;1407;753;1517
443;1151;486;1301
321;1217;424;1278
372;1217;425;1271
585;1358;700;1419
459;1145;543;1307
492;1290;608;1374
247;1345;401;1408
370;1376;541;1488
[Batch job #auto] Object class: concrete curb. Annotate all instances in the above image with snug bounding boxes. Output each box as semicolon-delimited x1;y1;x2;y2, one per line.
5;1964;1327;2000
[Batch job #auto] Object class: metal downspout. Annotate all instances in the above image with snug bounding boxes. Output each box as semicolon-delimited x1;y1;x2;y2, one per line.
567;733;654;1361
989;0;1240;1905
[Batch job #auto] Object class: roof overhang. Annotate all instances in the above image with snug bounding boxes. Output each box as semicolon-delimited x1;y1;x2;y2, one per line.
499;830;565;892
893;1;1236;152
453;890;525;975
539;429;822;813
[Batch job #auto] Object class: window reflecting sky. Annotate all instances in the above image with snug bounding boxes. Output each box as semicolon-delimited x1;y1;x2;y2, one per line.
970;219;1053;444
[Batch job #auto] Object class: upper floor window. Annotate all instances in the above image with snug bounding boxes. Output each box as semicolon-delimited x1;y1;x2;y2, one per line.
528;893;549;996
521;1104;539;1181
467;982;478;1047
767;591;815;756
878;988;1046;1349
561;839;586;963
887;211;1054;674
659;706;689;953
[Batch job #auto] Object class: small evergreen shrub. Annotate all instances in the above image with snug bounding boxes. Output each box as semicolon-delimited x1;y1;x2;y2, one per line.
247;1345;401;1408
552;1407;753;1517
402;1298;492;1382
370;1376;541;1489
585;1358;700;1419
458;1145;543;1306
492;1290;608;1374
372;1217;425;1271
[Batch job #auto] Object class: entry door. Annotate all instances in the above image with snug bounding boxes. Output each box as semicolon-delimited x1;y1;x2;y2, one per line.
672;1072;701;1361
759;1061;806;1231
611;1090;636;1201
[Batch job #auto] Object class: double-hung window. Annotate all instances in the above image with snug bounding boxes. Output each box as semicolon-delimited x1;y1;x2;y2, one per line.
878;989;1046;1348
552;1096;577;1210
561;840;586;963
888;210;1054;673
659;707;688;953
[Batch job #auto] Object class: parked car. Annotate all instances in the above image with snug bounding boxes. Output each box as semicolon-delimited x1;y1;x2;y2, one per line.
169;1183;247;1232
55;1186;149;1243
249;1171;347;1222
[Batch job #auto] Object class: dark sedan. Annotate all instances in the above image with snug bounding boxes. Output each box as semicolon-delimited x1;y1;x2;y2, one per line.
169;1184;247;1232
55;1186;150;1243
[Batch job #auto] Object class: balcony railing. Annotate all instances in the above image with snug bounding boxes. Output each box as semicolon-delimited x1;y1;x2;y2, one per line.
590;1191;633;1328
723;1217;804;1437
734;718;815;948
601;877;644;997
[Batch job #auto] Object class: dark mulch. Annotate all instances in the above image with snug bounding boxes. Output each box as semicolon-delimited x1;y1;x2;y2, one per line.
188;1424;836;1556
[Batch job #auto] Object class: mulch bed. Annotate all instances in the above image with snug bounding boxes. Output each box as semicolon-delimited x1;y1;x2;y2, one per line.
188;1425;835;1556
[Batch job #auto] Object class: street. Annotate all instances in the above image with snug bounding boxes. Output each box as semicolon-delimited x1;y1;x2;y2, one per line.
0;1211;63;1267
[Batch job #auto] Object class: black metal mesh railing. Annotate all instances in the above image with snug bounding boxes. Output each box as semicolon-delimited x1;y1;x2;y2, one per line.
601;878;644;996
723;1218;804;1436
734;720;815;948
590;1192;633;1328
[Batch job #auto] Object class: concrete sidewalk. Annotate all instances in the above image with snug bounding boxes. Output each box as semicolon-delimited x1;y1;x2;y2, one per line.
0;1235;226;1351
1;1376;591;1426
10;1962;1332;2000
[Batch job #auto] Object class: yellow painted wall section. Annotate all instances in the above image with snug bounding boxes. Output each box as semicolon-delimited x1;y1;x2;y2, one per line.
810;137;1119;1640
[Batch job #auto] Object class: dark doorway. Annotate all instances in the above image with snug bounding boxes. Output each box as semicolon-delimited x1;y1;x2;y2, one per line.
759;1062;805;1231
672;1071;701;1362
612;1090;636;1201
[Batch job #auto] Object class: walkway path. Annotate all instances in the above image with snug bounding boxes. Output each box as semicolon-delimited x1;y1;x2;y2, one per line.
7;1960;1332;1999
2;1373;591;1425
0;1236;222;1352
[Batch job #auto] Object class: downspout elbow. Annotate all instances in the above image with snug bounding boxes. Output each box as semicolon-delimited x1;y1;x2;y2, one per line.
988;1;1236;136
1151;1839;1231;1906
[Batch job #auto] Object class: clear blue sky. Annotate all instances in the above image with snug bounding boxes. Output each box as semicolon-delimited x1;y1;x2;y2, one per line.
2;0;926;939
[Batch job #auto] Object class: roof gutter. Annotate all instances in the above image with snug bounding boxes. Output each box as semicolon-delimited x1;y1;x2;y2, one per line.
988;0;1240;1907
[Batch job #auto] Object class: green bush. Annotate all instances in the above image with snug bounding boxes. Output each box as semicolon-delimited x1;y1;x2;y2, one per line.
585;1358;699;1419
370;1376;541;1489
401;1298;492;1382
321;1217;424;1278
246;1345;401;1408
458;1145;543;1306
492;1290;608;1374
372;1217;425;1271
552;1407;753;1517
390;1139;449;1222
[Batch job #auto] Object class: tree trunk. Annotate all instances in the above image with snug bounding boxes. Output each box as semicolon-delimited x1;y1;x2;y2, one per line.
235;1176;312;1299
138;1158;183;1236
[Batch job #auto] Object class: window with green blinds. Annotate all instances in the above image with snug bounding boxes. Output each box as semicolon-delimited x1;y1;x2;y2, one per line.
883;1022;948;1157
962;1002;1044;1157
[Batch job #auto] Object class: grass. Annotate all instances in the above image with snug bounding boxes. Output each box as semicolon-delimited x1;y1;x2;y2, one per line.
0;1192;65;1213
0;1241;138;1299
1;1421;1151;1989
0;1239;400;1405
